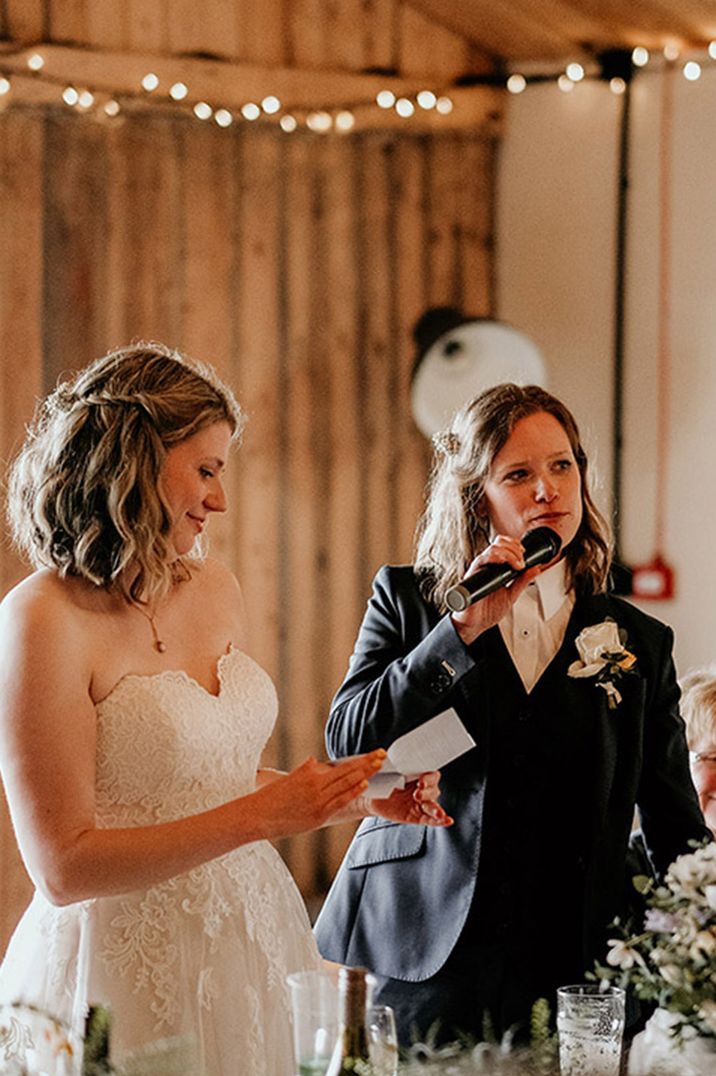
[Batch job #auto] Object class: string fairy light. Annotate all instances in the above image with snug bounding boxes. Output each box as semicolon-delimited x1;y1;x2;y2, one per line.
1;32;714;137
416;90;436;109
376;90;396;109
506;73;527;94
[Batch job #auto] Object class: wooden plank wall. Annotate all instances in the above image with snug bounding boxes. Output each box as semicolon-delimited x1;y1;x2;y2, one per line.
0;4;497;953
0;0;492;76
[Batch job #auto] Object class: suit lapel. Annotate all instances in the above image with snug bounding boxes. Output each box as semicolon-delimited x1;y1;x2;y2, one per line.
561;594;637;838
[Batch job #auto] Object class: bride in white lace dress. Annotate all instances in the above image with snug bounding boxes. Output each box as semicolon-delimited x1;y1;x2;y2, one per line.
0;343;450;1075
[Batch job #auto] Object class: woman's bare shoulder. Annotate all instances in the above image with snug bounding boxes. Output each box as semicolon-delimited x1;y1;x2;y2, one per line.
193;556;244;602
0;570;103;653
190;557;247;644
2;569;72;618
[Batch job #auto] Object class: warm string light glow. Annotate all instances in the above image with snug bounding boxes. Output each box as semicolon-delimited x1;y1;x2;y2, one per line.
5;41;716;127
0;51;461;134
505;40;716;96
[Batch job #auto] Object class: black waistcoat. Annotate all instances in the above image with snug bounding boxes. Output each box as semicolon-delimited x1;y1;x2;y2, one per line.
451;625;599;993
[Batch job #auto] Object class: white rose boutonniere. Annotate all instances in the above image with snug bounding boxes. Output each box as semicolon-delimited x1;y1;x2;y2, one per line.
567;618;637;709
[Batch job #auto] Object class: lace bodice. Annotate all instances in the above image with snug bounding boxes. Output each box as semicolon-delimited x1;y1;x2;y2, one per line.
95;647;277;826
0;646;320;1075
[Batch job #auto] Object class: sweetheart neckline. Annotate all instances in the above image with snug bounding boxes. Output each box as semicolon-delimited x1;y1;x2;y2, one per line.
95;645;243;708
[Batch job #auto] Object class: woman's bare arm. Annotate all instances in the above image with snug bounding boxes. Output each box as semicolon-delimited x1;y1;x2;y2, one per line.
0;582;383;906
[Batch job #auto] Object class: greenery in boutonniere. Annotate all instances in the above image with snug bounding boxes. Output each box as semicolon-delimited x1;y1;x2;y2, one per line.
596;841;716;1043
567;618;637;709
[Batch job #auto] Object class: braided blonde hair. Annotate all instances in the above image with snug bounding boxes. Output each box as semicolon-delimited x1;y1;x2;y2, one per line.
7;341;244;603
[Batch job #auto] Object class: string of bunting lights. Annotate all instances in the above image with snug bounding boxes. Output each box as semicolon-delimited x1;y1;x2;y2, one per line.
0;40;715;132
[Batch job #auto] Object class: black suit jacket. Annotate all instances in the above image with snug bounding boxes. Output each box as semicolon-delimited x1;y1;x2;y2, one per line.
314;565;709;982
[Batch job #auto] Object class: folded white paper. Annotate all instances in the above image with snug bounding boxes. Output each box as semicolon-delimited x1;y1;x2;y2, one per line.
365;707;476;798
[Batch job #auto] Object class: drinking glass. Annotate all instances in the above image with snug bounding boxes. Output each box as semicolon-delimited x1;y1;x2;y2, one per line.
287;968;340;1075
368;1004;399;1076
557;984;625;1076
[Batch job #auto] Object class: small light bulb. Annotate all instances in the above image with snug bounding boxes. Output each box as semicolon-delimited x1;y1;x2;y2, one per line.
280;114;297;132
78;90;95;109
632;47;649;68
104;100;121;117
62;86;79;107
566;62;584;82
261;95;281;114
416;90;437;109
194;102;213;120
376;90;395;109
435;96;453;114
0;77;11;96
506;74;527;94
335;110;355;131
215;109;233;128
610;77;626;95
395;97;414;117
27;53;45;71
241;102;260;121
141;73;159;92
306;111;332;132
663;43;680;62
709;42;716;61
169;82;188;101
558;74;575;93
683;61;701;81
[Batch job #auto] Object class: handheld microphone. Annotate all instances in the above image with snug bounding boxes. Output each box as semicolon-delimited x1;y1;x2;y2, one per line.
445;526;562;613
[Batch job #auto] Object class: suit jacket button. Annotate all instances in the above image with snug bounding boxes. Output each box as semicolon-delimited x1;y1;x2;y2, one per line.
430;671;451;695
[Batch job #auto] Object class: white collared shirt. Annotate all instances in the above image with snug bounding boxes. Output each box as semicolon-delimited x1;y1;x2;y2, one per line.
498;559;575;693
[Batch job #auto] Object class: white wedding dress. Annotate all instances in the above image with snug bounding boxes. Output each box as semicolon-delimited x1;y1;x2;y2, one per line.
0;648;321;1075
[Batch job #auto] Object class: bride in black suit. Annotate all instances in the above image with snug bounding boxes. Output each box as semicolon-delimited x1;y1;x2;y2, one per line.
315;382;709;1045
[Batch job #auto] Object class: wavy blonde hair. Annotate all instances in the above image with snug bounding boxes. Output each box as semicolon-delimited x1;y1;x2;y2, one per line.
680;666;716;749
415;383;611;609
7;341;244;604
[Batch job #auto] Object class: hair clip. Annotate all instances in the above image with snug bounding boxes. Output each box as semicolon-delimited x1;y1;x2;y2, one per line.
432;430;460;457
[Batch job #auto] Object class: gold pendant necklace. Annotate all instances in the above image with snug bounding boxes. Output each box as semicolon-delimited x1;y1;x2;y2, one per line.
133;604;167;653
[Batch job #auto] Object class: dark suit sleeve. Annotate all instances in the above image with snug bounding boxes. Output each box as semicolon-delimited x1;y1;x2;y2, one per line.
325;566;476;758
637;624;711;874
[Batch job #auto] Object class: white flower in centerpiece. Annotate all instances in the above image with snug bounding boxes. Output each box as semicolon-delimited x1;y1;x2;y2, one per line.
698;1000;716;1034
690;930;716;961
599;839;716;1050
606;938;642;969
659;962;685;987
668;847;715;894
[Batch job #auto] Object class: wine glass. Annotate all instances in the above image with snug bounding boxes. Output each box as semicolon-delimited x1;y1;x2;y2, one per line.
368;1005;398;1076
